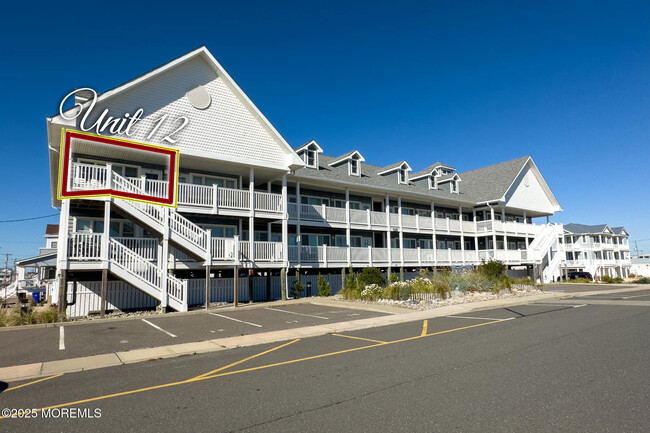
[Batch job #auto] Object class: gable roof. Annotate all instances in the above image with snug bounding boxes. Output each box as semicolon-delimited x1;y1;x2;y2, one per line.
564;223;611;234
295;140;323;154
410;162;455;180
45;224;59;236
436;173;461;183
611;226;629;236
377;161;412;176
328;150;365;166
48;46;304;171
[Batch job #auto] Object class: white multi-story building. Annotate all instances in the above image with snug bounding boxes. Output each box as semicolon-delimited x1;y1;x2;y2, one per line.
561;224;631;279
44;47;625;317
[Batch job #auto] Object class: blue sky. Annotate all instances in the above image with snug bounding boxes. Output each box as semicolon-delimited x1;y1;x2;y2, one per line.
0;0;649;261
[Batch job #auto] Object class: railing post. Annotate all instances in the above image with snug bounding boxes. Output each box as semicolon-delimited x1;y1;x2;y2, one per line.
234;235;240;265
101;201;111;265
417;246;421;267
140;175;146;193
368;245;373;267
213;184;219;214
416;214;420;233
106;164;112;190
183;280;189;312
323;244;328;267
366;208;371;228
322;203;327;221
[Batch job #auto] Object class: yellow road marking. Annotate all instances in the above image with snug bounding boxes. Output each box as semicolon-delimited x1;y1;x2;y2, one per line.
421;320;428;336
331;333;386;344
192;339;300;379
0;320;504;419
4;374;63;393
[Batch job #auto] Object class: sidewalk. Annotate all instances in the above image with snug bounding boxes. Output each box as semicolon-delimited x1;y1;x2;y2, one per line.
1;285;646;383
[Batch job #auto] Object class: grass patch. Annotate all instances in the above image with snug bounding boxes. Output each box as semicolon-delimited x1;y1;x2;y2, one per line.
0;305;60;327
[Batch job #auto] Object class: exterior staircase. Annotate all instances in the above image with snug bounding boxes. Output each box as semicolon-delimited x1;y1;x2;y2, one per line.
528;223;565;283
110;171;211;262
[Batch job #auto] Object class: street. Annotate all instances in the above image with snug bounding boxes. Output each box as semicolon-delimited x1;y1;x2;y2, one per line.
1;289;649;432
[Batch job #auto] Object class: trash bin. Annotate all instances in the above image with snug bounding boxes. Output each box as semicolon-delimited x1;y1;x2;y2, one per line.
306;282;312;297
32;291;40;304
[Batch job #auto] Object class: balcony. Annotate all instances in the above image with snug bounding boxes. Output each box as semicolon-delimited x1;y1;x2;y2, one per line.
287;245;529;267
288;203;540;236
69;162;284;216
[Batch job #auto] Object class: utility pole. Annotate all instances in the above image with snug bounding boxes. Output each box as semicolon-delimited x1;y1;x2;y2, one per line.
2;253;12;308
634;241;639;257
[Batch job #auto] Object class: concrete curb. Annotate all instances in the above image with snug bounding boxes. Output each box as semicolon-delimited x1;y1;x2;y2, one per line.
1;286;647;383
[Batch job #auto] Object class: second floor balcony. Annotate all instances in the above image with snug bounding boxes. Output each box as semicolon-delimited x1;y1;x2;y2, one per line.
288;203;541;237
69;162;284;217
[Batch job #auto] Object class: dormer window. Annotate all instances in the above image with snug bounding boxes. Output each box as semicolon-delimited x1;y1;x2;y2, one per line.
350;159;359;176
305;150;316;168
399;168;408;184
329;150;365;177
295;140;323;170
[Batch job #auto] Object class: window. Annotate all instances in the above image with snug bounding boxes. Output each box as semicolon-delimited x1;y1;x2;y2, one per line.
350;159;359;176
76;219;92;232
399;168;407;184
301;196;330;206
305;150;316;168
204;225;237;238
51;241;58;248
191;174;236;189
403;239;417;249
112;165;139;178
419;239;433;249
302;234;330;246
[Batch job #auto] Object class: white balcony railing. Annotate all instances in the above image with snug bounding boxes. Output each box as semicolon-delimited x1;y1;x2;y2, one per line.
69;162;283;214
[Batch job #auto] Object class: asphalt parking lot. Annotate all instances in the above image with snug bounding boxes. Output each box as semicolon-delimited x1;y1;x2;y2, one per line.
0;303;389;368
2;295;648;432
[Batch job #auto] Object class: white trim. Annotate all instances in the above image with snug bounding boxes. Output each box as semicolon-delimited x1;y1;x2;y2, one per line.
377;161;412;176
328;150;366;167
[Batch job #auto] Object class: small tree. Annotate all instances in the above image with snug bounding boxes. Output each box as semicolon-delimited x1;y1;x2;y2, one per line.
477;260;506;279
318;273;331;297
357;267;386;288
389;269;398;283
293;269;303;299
280;268;287;300
346;266;357;292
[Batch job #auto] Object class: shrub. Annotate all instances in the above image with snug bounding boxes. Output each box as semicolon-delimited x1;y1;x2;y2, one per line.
567;277;591;284
381;282;404;300
399;284;411;301
317;273;331;297
360;284;383;300
635;277;650;284
601;276;624;284
292;270;303;298
477;260;506;278
389;271;398;283
357;267;385;288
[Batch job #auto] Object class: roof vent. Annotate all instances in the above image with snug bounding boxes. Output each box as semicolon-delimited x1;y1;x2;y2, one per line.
186;86;211;110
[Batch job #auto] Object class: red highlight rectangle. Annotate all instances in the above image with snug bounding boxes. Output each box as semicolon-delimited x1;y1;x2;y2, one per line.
58;130;179;207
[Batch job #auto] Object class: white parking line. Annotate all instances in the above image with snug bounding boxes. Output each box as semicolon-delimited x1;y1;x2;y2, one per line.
265;307;329;320
141;319;178;337
59;326;65;350
448;316;516;321
209;313;263;328
572;304;588;308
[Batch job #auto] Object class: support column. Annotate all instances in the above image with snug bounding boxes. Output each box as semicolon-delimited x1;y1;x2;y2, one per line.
267;181;272;240
233;265;239;307
398;197;403;266
100;201;110;317
249;168;255;266
386;195;391;267
160;208;170;313
100;269;108;318
281;175;288;268
459;206;465;264
431;203;437;265
205;229;212;310
490;206;497;259
296;182;301;266
58;269;67;319
346;189;351;267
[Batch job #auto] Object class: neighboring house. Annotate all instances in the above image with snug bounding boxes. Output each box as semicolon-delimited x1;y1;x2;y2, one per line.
45;46;621;318
630;255;650;277
11;224;59;301
561;224;632;279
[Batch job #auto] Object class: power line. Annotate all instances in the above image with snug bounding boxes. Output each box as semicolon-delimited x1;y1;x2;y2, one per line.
0;213;59;223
